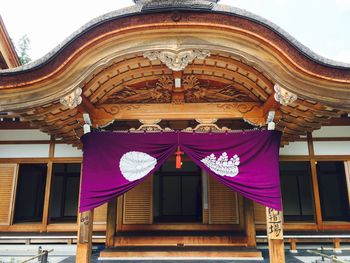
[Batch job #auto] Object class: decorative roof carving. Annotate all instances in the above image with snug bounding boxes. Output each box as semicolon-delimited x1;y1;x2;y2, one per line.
60;87;82;109
183;76;255;103
143;50;210;71
102;75;258;104
274;84;297;106
103;76;173;104
133;0;220;10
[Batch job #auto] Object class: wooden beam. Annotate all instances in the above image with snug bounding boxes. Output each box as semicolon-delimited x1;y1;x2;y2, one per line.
326;116;350;126
106;198;118;248
0;121;32;129
77;95;96;118
262;92;280;117
95;102;262;125
244;198;256;247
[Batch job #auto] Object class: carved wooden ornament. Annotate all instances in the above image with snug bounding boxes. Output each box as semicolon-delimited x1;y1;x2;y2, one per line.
143;50;210;71
60;87;82;109
274;84;297;106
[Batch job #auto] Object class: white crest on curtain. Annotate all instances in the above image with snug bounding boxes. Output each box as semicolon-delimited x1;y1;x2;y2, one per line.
119;151;157;181
201;152;240;177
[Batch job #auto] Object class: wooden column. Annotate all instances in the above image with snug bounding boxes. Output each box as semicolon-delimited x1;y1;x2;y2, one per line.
41;136;55;231
244;198;256;247
105;198;118;248
76;209;94;263
307;133;323;227
266;207;285;263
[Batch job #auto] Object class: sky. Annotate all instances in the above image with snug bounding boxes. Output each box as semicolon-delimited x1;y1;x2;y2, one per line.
1;0;350;63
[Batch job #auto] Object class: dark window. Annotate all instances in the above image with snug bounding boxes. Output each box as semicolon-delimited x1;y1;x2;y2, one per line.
14;164;47;223
317;161;350;221
280;161;315;221
49;163;81;222
153;158;202;223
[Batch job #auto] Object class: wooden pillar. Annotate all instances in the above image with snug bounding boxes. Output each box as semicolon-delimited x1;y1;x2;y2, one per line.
105;198;118;248
244;198;256;247
334;238;341;253
266;207;285;263
41;136;55;231
290;239;297;253
76;209;94;263
307;133;323;228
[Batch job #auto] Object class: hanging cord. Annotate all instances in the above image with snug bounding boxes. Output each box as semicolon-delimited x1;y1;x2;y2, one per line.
175;131;183;169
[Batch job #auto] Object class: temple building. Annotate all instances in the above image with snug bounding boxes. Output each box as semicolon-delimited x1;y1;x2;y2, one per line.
0;1;349;262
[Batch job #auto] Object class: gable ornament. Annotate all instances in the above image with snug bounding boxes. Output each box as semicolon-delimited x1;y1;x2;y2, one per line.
144;50;210;71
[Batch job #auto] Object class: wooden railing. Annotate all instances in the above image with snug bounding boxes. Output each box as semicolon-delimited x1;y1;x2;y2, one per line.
307;249;348;263
20;247;54;263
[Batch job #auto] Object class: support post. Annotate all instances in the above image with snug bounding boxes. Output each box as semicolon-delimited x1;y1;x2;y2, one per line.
76;209;94;263
265;108;285;262
290;239;297;253
266;207;285;263
307;133;323;228
105;198;118;248
76;115;93;263
41;136;55;231
244;198;256;247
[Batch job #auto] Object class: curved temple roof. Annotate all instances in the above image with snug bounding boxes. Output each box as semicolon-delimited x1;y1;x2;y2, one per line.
1;0;350;74
0;0;349;147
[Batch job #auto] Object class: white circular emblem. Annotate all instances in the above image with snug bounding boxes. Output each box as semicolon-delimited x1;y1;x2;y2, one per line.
119;151;157;181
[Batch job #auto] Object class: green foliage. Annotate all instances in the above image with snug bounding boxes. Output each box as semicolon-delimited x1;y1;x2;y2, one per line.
16;35;31;65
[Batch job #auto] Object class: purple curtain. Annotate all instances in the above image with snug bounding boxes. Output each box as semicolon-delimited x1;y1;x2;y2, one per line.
79;130;282;212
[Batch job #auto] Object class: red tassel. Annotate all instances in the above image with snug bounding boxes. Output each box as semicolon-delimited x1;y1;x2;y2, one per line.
175;146;183;169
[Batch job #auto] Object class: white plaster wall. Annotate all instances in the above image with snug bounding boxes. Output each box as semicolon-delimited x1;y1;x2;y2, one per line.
314;141;350;155
0;145;50;158
0;129;50;140
54;144;83;158
312;126;350;138
279;142;309;156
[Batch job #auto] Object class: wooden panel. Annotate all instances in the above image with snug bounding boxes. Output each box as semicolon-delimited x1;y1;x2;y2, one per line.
0;164;17;225
254;203;266;224
94;203;107;224
123;177;153;224
208;176;239;224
